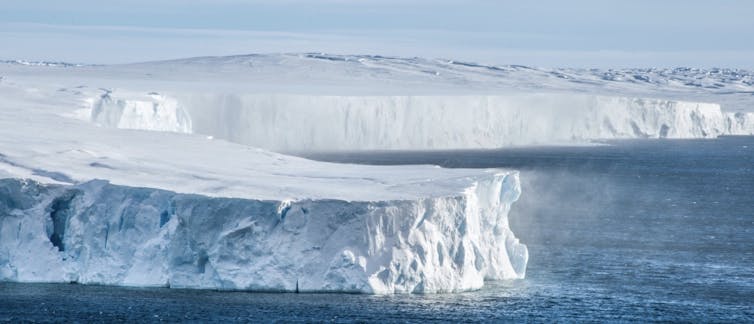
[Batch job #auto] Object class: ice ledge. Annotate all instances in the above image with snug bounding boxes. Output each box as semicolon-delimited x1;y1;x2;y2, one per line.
89;92;754;151
0;173;526;294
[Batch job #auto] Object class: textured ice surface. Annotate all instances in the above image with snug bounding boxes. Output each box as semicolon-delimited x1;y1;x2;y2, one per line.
91;91;192;133
4;53;752;151
1;53;753;292
0;58;529;292
0;174;525;293
93;92;754;151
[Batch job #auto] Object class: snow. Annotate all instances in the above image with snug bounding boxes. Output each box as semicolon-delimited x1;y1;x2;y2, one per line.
0;81;516;202
0;56;529;293
3;53;752;151
1;52;753;293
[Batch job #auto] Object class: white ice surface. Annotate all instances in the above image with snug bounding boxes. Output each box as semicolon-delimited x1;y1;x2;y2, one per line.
3;53;752;151
0;82;512;201
0;174;525;293
1;53;754;293
173;94;750;151
0;55;533;293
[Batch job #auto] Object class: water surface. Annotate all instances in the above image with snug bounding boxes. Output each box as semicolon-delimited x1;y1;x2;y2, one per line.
2;136;753;322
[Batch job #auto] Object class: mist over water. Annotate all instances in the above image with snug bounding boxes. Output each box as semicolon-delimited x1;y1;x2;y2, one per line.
306;136;754;320
2;137;753;322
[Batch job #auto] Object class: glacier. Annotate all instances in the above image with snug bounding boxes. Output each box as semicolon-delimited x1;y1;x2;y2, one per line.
0;174;525;293
2;53;754;293
0;67;528;292
8;53;751;151
91;91;192;133
93;92;754;151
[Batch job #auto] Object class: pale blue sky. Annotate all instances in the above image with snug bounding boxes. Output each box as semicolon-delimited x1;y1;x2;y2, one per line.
1;0;753;67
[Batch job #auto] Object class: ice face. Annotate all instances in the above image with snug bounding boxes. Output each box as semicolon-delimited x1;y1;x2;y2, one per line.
91;92;192;133
92;92;754;151
4;53;754;152
1;53;753;293
0;54;537;293
0;175;526;293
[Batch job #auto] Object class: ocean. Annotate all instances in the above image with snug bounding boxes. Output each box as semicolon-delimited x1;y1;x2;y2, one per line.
2;136;753;322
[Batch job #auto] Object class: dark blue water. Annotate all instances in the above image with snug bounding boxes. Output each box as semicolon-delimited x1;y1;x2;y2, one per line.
2;137;753;322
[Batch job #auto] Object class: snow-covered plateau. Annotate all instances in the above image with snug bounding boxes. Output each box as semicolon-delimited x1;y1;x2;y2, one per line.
1;53;753;293
4;53;754;151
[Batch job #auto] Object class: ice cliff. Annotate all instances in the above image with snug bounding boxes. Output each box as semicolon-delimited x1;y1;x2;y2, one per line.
0;173;525;293
92;92;754;151
0;75;528;293
6;53;754;151
90;91;192;133
2;52;754;293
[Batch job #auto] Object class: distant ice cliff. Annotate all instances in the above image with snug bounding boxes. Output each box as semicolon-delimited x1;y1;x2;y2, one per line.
92;92;754;151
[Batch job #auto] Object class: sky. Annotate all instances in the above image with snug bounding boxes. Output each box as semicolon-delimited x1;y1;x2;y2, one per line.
1;0;753;68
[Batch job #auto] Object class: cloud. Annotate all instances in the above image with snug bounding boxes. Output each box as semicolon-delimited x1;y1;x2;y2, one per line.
1;1;753;67
1;22;753;68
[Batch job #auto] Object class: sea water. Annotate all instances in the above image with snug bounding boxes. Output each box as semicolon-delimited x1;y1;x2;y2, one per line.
1;137;752;322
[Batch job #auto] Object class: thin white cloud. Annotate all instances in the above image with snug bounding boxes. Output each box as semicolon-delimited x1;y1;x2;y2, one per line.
1;22;753;68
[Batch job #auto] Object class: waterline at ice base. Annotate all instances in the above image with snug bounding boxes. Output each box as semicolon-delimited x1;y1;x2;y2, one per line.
1;53;754;293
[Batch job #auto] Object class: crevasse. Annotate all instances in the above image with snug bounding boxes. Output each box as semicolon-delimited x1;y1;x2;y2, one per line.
0;172;526;293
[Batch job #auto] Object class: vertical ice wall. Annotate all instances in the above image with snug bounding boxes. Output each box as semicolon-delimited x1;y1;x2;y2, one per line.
90;92;754;151
90;92;192;133
0;172;526;293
